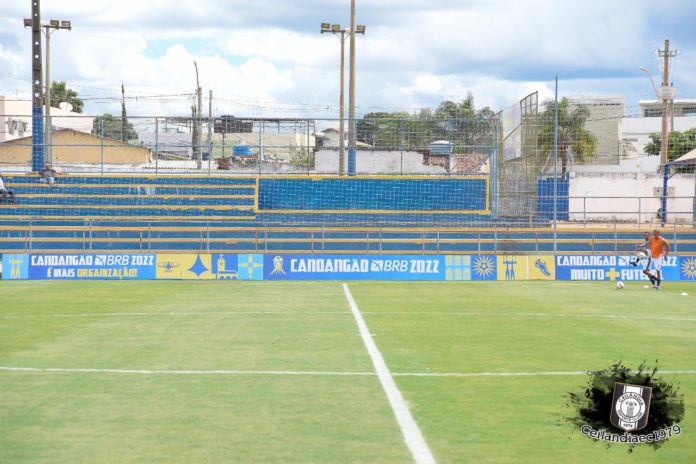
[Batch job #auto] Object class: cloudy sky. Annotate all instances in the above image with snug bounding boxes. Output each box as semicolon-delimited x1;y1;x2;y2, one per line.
1;0;695;118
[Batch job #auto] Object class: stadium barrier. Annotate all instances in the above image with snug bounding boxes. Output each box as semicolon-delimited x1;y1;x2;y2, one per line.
3;253;696;282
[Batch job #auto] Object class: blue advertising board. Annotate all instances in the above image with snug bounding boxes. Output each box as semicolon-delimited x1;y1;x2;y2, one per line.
554;254;680;281
3;253;694;281
264;254;447;280
26;254;156;280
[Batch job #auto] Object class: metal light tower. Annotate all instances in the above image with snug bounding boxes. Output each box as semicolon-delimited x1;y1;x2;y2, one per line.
24;1;44;172
347;0;366;176
42;19;72;164
320;23;349;176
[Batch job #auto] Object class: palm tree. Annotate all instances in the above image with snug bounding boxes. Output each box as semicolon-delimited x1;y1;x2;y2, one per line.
537;98;597;173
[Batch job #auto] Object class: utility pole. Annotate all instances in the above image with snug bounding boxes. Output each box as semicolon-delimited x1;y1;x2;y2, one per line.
24;1;44;172
194;61;202;169
658;39;677;167
657;39;677;226
42;20;72;164
207;89;213;168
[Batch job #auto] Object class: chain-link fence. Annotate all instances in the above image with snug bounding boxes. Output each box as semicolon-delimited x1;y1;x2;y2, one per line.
1;110;694;226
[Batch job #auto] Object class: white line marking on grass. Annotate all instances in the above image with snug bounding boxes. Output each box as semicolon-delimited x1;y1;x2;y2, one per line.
342;283;436;464
4;310;693;322
0;366;375;376
362;312;696;322
0;310;349;320
2;366;695;377
393;370;696;377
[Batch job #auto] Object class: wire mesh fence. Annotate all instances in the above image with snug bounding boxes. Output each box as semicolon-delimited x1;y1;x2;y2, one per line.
1;218;692;255
1;109;694;227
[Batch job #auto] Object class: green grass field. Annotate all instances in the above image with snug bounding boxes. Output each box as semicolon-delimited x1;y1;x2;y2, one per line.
1;280;694;463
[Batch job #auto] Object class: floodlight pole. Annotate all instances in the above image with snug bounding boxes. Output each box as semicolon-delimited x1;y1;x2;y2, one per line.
347;0;366;176
553;76;559;255
24;1;44;172
42;20;72;165
320;24;349;176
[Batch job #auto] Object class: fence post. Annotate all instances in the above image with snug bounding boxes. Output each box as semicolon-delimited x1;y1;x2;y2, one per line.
154;118;159;175
100;118;104;175
88;220;93;251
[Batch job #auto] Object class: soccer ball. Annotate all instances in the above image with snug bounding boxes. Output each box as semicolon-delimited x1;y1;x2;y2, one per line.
636;252;647;262
616;281;625;289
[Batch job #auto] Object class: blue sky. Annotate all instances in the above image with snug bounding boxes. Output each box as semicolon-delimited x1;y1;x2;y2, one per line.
0;0;695;117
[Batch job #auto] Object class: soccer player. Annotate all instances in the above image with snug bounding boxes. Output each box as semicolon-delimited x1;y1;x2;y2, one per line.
645;229;670;290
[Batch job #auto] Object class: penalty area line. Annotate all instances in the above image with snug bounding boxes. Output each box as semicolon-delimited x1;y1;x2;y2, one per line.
343;283;436;464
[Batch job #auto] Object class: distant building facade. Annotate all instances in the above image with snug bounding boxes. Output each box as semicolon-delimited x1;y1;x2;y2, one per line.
0;95;93;144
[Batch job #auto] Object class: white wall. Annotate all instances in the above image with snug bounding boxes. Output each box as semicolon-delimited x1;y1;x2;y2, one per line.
0;96;93;143
315;149;448;175
569;172;694;223
622;115;696;156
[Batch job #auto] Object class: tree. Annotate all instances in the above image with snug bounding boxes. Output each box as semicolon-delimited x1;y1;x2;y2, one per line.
92;113;138;141
50;81;84;113
356;111;410;149
537;98;598;173
644;128;696;163
355;93;497;153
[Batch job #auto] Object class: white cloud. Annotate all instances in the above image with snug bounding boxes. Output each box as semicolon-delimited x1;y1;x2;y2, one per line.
0;0;694;118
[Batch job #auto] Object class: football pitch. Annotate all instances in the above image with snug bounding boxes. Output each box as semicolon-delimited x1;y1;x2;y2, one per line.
1;280;694;463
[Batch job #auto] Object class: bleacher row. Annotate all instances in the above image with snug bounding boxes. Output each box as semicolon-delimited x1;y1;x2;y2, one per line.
1;174;695;255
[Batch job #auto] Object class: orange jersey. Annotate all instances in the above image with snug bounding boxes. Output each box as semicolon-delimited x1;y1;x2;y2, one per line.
648;236;668;259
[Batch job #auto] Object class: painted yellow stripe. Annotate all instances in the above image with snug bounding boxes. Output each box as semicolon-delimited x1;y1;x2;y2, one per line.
260;209;491;215
14;183;258;189
17;194;254;199
11;204;253;211
259;174;488;181
0;215;256;221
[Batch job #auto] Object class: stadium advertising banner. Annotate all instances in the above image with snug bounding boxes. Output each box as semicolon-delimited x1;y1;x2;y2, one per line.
263;254;449;280
494;255;556;281
2;253;694;281
2;254;157;280
555;255;680;281
155;254;264;280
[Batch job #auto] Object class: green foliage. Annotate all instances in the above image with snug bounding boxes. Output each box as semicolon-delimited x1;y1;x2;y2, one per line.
290;146;313;168
92;113;138;142
50;81;83;113
644;128;696;163
537;98;598;172
356;93;497;152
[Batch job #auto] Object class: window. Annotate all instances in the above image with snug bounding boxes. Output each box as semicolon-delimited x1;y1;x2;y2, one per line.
644;108;662;117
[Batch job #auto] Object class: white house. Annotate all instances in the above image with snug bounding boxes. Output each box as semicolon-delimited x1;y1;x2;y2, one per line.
0;95;93;144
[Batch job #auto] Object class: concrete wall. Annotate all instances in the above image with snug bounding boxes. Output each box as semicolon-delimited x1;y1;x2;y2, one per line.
315;149;447;175
0;130;150;165
569;172;694;223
